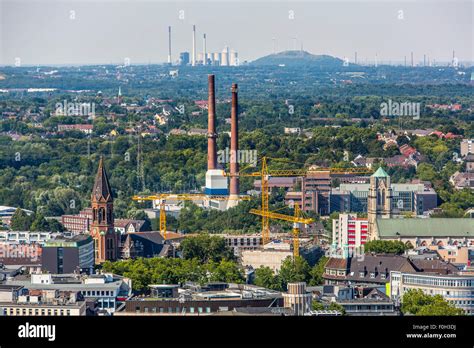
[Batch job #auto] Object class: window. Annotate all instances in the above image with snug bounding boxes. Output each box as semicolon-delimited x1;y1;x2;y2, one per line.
370;272;375;279
359;272;364;278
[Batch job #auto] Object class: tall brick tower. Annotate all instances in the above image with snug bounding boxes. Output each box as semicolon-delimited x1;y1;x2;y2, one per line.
90;157;118;263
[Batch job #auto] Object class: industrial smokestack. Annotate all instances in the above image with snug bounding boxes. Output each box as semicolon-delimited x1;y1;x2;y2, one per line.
230;83;239;196
168;26;172;65
192;25;196;66
207;75;217;170
203;34;207;65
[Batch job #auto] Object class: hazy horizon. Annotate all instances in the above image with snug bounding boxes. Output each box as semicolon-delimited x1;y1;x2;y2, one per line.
1;0;472;66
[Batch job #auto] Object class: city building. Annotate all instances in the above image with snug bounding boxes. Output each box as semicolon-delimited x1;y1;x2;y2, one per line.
282;282;312;315
57;124;93;134
61;208;92;234
241;240;293;272
219;234;263;255
465;154;474;173
461;139;474;157
4;273;132;314
116;282;282;316
390;270;474;315
337;288;397;316
120;232;171;259
0;288;87;316
41;235;94;274
179;52;190;65
332;213;368;250
0;206;33;226
330;179;438;216
450;171;474;190
375;218;474;247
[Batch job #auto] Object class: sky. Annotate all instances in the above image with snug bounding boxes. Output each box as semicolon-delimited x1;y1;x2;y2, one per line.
0;0;472;66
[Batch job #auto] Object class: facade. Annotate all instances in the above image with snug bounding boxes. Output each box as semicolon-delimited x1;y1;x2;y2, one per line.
120;232;170;259
90;157;119;263
283;282;312;315
330;182;437;216
332;214;369;250
461;139;474;157
241;241;293;272
220;234;263;255
41;235;94;274
367;167;393;239
390;271;474;315
0;293;87;316
61;208;92;234
5;273;132;314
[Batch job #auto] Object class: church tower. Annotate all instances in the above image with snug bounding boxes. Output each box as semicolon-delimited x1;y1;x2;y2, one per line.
367;167;393;240
90;157;118;263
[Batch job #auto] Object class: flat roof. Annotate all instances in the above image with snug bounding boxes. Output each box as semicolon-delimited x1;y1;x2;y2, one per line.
377;218;474;237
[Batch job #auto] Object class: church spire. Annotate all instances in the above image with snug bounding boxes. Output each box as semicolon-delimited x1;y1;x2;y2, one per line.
90;156;118;263
92;156;113;202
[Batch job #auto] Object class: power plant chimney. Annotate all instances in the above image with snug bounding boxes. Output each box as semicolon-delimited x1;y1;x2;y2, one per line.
207;75;217;170
168;26;172;65
192;25;196;66
230;83;239;196
203;33;207;65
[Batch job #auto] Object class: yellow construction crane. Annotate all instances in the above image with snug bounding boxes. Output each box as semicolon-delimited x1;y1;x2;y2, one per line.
250;203;312;257
231;156;373;246
132;194;249;240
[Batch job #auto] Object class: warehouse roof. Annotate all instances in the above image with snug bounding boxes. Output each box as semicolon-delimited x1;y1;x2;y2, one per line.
376;218;474;237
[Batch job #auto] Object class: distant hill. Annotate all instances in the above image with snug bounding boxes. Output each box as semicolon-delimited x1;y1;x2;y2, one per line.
251;50;345;67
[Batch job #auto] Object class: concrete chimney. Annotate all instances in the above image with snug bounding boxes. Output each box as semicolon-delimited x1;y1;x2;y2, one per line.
168;26;172;65
207;75;217;170
192;25;196;66
230;83;239;196
203;34;207;65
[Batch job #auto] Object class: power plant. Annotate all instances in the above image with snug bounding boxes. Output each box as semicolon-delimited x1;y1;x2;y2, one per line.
170;25;239;66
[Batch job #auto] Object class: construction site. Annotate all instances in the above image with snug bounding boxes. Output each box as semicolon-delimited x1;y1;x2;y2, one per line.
133;74;371;271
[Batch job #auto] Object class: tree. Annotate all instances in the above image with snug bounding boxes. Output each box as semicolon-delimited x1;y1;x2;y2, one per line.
309;256;328;286
30;213;50;231
279;256;311;290
254;266;283;291
364;240;408;254
179;234;235;263
401;289;464;316
10;208;34;231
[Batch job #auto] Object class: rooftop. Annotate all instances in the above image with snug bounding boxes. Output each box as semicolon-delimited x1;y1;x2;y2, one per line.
376;218;474;237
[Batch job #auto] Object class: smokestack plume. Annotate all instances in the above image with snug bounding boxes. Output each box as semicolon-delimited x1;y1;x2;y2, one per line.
207;75;217;170
230;83;239;196
168;26;172;65
192;25;196;66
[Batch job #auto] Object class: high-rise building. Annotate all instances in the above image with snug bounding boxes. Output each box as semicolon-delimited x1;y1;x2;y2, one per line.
332;214;369;251
90;157;119;263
